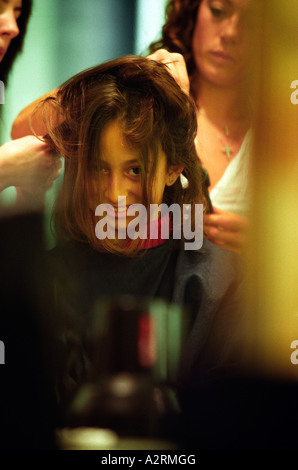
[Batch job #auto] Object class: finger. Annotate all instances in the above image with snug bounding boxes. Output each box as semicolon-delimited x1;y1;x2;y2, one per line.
147;50;189;95
48;165;62;183
166;64;190;94
147;49;172;62
204;225;246;251
53;167;62;178
28;135;50;149
204;213;249;232
49;155;62;170
41;153;62;171
163;55;189;94
44;174;57;189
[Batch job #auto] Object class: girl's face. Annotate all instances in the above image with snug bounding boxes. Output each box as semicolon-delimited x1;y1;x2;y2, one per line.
192;0;260;88
0;0;22;63
94;120;181;232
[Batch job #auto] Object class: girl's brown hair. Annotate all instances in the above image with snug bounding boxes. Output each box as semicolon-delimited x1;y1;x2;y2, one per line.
40;55;209;255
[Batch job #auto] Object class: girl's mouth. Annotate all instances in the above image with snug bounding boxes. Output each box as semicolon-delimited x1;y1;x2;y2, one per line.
107;206;128;219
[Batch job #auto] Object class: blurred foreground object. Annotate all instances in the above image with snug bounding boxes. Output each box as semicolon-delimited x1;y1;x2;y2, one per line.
0;210;58;449
60;296;188;449
179;0;298;449
243;0;298;382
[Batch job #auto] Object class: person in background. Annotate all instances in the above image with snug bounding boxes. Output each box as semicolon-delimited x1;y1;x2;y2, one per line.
149;0;261;253
0;0;60;202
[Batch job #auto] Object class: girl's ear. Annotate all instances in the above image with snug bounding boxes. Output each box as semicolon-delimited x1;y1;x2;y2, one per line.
166;165;184;186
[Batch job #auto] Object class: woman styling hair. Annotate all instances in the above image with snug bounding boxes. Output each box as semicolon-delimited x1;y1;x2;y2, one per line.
149;0;261;253
0;0;60;202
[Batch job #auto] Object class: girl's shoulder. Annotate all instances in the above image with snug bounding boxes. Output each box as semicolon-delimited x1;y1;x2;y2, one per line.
177;239;241;278
173;239;243;305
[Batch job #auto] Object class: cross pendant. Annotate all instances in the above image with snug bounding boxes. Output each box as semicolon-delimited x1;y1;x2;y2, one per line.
222;144;233;160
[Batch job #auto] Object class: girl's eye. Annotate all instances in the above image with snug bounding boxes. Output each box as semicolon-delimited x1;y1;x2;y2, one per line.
99;167;109;174
128;167;141;176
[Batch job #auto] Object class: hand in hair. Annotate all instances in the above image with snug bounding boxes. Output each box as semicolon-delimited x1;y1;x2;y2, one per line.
203;207;249;254
147;49;190;95
0;135;61;193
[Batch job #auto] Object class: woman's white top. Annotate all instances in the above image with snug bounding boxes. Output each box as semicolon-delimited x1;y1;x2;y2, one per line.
210;129;253;216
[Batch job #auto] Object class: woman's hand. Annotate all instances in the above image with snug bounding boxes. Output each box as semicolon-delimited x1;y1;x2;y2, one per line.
203;207;249;254
147;49;190;95
0;135;62;192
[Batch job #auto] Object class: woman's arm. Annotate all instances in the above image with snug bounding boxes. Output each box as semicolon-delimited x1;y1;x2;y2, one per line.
11;89;58;139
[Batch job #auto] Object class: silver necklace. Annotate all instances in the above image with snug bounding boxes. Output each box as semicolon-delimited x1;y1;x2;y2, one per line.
198;108;233;161
219;125;233;160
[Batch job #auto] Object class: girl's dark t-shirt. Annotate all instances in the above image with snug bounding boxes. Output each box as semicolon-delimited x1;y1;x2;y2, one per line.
49;238;180;316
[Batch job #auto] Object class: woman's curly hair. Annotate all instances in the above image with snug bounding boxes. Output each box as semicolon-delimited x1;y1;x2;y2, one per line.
149;0;202;81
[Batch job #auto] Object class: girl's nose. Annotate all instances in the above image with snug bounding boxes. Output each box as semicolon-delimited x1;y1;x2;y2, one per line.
106;174;127;205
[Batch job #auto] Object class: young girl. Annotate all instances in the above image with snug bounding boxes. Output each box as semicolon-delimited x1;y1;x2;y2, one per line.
41;56;242;424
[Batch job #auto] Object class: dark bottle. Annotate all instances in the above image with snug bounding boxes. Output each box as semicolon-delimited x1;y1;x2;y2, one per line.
64;295;189;446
